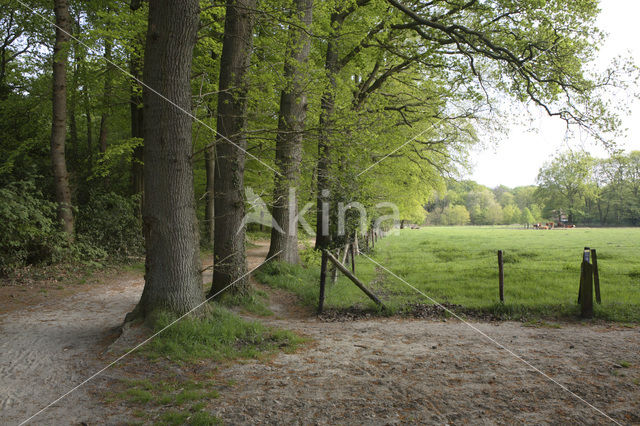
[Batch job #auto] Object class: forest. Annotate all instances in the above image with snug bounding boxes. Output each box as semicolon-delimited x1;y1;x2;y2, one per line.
2;0;640;424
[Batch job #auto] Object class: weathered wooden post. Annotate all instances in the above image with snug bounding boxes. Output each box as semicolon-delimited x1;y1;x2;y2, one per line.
353;231;360;255
331;248;341;283
498;250;504;303
591;248;601;304
350;240;356;273
579;247;594;318
318;250;328;315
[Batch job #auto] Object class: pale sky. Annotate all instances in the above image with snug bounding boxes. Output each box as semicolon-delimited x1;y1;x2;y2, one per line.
469;0;640;188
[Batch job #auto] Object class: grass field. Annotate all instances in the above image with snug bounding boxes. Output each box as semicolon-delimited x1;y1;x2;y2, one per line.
256;227;640;322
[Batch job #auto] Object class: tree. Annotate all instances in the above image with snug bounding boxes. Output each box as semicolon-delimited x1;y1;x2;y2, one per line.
521;207;535;228
386;0;620;140
51;0;74;237
466;189;502;225
132;0;206;319
442;205;470;226
536;152;594;224
210;0;257;298
267;0;314;264
502;204;522;225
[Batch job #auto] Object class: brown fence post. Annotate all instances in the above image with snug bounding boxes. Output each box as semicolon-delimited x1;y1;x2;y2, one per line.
579;247;593;318
591;248;601;304
318;250;328;315
331;248;341;283
498;250;504;303
350;240;356;274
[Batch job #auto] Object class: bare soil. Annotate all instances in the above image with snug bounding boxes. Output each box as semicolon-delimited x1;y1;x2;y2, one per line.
1;242;639;425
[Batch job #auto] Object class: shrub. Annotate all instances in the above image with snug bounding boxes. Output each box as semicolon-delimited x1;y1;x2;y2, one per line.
0;180;66;273
76;192;143;258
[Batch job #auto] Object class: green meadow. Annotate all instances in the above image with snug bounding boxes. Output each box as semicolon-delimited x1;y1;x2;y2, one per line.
257;227;640;322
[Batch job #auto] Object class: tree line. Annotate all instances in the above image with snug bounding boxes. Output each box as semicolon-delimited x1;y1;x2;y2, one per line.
0;0;626;319
425;180;543;226
425;151;640;227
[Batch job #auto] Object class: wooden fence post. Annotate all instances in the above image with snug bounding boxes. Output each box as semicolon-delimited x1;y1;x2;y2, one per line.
498;250;504;303
353;231;359;255
331;248;341;283
591;248;601;304
579;247;593;318
318;250;328;315
350;240;356;273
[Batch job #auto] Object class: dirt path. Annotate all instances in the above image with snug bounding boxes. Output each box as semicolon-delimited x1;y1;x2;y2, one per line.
0;272;144;425
1;242;639;425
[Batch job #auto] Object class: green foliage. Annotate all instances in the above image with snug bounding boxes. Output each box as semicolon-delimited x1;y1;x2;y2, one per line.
536;151;595;223
440;205;471;226
521;207;535;227
75;192;143;258
0;180;66;273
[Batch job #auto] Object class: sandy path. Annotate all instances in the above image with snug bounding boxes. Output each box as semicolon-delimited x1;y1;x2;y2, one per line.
0;242;638;425
0;274;144;425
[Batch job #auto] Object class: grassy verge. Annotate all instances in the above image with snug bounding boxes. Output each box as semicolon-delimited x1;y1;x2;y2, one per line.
216;288;274;317
142;305;301;362
255;227;640;322
110;304;304;424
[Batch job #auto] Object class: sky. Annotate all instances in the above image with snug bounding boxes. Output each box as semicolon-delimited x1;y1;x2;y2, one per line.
468;0;640;188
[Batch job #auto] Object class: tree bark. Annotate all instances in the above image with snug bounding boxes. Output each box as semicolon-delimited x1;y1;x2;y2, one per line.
204;137;215;247
209;0;256;298
134;0;205;318
69;18;80;168
314;11;346;250
267;0;313;264
129;43;144;197
51;0;74;237
98;39;112;154
82;57;93;171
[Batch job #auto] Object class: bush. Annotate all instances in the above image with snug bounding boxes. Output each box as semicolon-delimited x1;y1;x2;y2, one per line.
76;192;143;258
0;181;67;273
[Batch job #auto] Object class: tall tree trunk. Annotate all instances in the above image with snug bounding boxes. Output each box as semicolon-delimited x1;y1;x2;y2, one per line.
98;39;112;154
133;0;205;319
209;0;256;298
203;105;215;248
204;141;215;248
51;0;74;237
314;12;345;250
129;44;144;197
267;0;313;264
69;19;79;168
83;65;93;170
